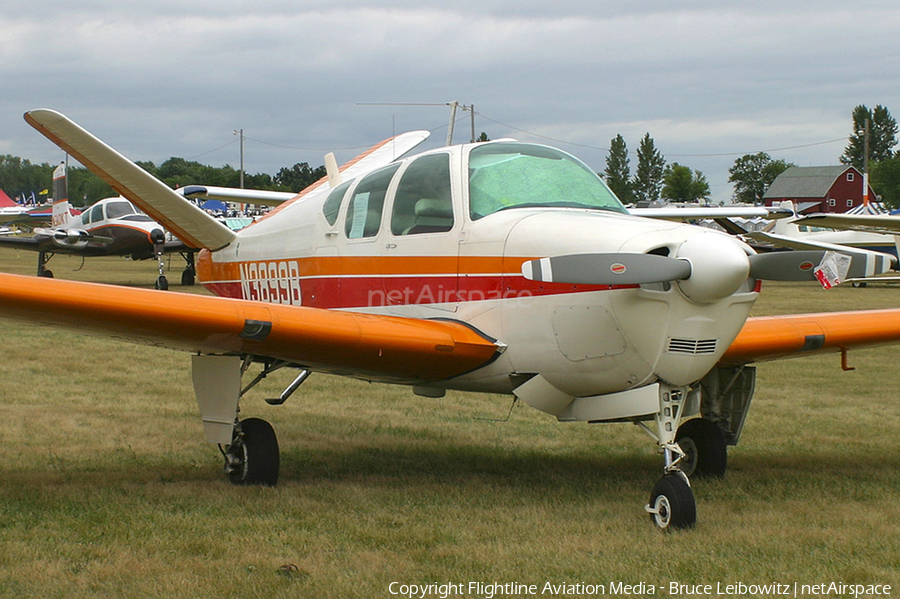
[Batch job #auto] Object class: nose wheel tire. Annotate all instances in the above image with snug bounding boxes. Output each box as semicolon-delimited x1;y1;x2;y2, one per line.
647;473;696;530
224;417;280;486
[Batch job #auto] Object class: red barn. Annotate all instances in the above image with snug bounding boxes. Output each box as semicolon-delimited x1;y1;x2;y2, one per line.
762;166;877;214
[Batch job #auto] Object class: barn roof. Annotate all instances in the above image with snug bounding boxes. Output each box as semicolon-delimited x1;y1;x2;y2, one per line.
763;166;852;199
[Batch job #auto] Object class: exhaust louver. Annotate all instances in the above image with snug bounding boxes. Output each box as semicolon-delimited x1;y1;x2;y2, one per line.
667;338;718;355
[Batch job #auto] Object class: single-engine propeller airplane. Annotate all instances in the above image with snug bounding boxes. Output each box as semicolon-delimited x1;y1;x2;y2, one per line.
0;163;196;288
4;109;900;530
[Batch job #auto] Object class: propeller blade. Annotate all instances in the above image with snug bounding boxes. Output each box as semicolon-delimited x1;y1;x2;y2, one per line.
748;251;822;281
522;253;692;286
749;249;896;282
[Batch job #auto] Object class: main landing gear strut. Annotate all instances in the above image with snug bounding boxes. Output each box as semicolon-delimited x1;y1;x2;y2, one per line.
193;354;310;487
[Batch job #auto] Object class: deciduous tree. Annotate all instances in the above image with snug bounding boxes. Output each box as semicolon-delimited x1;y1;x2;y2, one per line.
728;152;794;205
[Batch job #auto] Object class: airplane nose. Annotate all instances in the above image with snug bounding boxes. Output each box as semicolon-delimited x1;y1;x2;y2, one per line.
675;233;750;304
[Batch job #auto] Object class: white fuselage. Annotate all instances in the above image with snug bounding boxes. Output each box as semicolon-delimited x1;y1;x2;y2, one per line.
197;141;759;406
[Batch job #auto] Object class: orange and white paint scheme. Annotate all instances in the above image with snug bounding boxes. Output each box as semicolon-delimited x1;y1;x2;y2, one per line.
4;108;900;529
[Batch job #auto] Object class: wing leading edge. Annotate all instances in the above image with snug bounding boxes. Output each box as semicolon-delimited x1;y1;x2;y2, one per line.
721;309;900;365
0;273;501;383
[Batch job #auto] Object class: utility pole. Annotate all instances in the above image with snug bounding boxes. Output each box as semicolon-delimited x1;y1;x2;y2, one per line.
863;118;870;207
357;101;477;145
234;129;245;188
462;104;475;143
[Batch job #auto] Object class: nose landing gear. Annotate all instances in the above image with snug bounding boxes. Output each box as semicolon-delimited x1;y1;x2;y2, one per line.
646;472;696;530
642;385;697;530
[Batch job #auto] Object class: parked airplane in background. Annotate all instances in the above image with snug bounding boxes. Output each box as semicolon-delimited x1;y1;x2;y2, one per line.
0;163;196;288
746;201;898;257
3;109;900;530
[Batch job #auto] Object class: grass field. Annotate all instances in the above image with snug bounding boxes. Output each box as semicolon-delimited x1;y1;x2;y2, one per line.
1;249;899;598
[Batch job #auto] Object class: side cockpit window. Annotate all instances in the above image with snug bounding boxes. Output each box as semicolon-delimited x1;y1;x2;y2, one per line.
344;164;400;239
390;153;453;236
90;203;104;223
323;180;351;226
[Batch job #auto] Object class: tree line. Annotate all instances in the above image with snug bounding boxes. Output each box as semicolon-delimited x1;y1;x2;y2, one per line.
3;107;898;209
602;104;900;208
0;155;326;207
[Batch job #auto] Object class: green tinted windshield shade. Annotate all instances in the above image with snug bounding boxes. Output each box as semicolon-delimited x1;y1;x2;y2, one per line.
468;143;626;220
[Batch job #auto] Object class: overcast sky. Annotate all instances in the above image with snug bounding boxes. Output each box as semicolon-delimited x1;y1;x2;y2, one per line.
2;1;898;203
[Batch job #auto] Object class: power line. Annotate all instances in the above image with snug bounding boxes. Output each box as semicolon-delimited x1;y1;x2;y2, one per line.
478;112;848;158
188;113;849;165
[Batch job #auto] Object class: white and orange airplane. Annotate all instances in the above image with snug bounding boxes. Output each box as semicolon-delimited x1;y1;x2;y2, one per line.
3;109;900;530
0;163;196;288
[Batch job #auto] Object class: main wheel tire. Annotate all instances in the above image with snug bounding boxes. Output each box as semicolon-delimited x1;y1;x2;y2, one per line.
156;275;169;290
226;418;280;486
676;418;727;478
648;474;696;530
181;268;195;286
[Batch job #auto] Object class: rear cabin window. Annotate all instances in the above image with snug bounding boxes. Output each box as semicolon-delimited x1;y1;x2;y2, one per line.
391;153;453;235
344;164;401;239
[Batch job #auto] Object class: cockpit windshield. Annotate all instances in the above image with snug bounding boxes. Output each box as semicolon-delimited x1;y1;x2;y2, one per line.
105;200;137;219
467;142;627;220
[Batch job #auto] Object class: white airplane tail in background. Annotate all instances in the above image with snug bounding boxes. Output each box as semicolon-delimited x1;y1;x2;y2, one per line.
50;163;77;227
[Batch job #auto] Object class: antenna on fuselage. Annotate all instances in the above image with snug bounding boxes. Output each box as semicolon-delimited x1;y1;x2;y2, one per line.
324;152;341;188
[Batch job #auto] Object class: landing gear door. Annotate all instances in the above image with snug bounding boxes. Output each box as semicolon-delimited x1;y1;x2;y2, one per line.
382;152;459;314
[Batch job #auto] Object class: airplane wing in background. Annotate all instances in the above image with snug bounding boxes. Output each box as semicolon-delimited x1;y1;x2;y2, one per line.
178;130;431;208
0;272;502;384
178;186;298;207
795;213;900;235
629;206;793;221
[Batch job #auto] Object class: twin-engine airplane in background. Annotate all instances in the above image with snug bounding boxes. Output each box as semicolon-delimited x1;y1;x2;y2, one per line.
0;163;196;288
4;109;900;530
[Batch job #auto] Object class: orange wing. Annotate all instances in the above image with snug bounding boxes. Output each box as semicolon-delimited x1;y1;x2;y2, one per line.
721;309;900;365
0;273;501;383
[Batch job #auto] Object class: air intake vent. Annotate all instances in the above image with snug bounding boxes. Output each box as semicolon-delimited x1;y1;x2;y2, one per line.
667;338;718;355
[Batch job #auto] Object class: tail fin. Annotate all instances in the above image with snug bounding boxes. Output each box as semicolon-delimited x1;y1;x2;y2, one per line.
50;163;77;227
25;109;236;251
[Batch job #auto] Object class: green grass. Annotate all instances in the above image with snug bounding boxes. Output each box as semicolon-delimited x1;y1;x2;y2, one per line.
1;250;900;597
